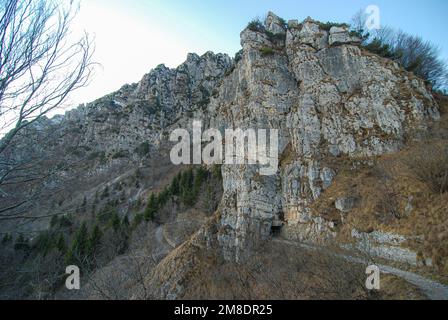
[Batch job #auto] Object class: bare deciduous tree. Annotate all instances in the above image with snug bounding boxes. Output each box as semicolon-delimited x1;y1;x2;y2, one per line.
0;0;94;149
351;9;448;91
0;0;94;221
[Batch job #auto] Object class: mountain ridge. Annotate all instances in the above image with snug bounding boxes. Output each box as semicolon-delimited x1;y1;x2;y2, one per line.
1;11;447;300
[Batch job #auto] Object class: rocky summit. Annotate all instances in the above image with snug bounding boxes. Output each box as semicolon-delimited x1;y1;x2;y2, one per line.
1;12;447;300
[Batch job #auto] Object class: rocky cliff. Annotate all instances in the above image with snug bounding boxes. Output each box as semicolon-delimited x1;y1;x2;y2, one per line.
207;13;439;262
2;12;446;299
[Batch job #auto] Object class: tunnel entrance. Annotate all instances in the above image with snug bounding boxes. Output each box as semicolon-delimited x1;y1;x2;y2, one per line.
271;212;284;237
271;224;283;237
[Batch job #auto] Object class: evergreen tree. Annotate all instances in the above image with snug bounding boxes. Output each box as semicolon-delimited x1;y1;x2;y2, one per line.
144;193;158;221
66;222;88;265
109;211;121;232
170;174;180;196
56;233;66;253
2;233;12;245
34;231;53;256
158;187;170;207
87;224;102;256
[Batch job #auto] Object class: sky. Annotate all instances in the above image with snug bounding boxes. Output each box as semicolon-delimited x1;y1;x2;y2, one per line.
66;0;448;111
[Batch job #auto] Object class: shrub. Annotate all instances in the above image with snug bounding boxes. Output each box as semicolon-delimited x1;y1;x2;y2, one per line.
247;19;264;32
351;11;448;90
363;38;398;59
406;143;448;194
264;30;286;42
317;21;349;31
234;50;243;64
259;47;275;56
278;17;288;29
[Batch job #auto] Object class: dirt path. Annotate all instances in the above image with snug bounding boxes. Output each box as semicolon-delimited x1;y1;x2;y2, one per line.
273;238;448;300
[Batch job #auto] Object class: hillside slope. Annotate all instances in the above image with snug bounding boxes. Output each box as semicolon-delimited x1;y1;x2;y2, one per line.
0;12;446;300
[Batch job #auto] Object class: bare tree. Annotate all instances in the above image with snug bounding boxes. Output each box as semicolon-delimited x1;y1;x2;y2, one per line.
351;9;448;91
0;0;94;149
0;0;94;221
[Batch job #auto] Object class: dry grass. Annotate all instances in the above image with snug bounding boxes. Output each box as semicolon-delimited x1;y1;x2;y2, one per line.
404;142;448;194
308;94;448;277
380;274;427;300
177;241;425;300
311;138;448;277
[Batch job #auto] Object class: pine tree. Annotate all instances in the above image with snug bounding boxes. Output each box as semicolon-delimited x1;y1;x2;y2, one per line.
56;233;66;253
170;174;180;196
2;233;12;245
109;211;121;232
158;188;170;207
66;222;88;265
87;224;102;256
34;231;53;256
144;193;158;221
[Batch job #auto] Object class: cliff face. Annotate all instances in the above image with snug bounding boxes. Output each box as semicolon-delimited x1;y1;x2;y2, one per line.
206;13;439;262
0;51;233;233
2;12;444;298
61;51;233;157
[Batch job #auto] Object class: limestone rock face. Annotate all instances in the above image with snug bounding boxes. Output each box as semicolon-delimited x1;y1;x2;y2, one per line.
328;26;361;46
3;14;440;265
335;197;356;213
265;11;286;35
40;51;233;158
0;51;233;235
206;16;439;261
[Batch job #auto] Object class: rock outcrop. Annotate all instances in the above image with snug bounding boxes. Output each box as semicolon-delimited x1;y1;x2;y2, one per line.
2;12;443;298
205;12;439;261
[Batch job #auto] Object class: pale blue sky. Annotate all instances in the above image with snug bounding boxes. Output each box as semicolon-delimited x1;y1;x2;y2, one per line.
68;0;448;109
